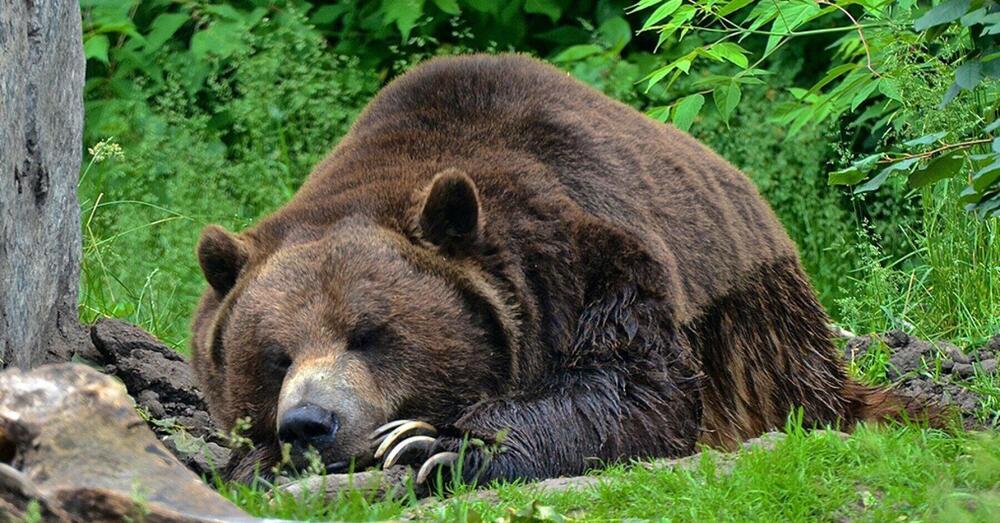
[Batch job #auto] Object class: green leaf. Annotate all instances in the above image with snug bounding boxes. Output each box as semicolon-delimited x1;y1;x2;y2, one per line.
190;21;247;60
647;105;671;122
939;82;961;107
829;167;866;186
525;0;563;22
84;35;110;64
202;5;246;21
960;7;987;27
850;79;880;111
641;0;682;31
903;131;948;148
311;4;350;24
717;0;756;17
807;63;858;96
551;44;603;63
853;170;891;194
985;119;1000;133
959;184;981;203
909;152;965;187
628;0;663;13
914;0;970;31
597;16;632;52
878;78;903;102
431;0;461;15
994;137;1000;154
854;158;919;194
381;0;425;41
955;61;983;90
972;158;1000;191
765;2;820;56
708;42;749;68
713;83;742;123
672;94;705;132
142;13;188;55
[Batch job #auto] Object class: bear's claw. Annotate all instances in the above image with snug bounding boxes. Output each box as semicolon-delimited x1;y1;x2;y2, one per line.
416;451;460;484
370;419;464;485
371;420;437;459
383;435;436;468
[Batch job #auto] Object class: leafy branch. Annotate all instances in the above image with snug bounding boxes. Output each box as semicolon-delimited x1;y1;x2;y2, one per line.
637;0;1000;217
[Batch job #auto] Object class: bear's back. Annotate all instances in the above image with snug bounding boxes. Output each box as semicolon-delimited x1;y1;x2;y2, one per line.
278;54;798;323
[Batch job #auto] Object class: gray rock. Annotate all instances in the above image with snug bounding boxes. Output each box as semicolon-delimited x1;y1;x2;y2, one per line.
0;0;88;369
943;343;971;364
90;319;216;435
844;336;872;360
952;363;975;379
979;359;997;376
987;333;1000;352
0;363;251;522
882;330;910;348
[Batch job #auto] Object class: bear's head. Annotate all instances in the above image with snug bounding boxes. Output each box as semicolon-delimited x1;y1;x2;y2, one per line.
191;169;516;474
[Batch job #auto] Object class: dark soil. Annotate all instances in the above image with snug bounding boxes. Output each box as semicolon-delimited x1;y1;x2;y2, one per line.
88;318;231;475
845;330;999;427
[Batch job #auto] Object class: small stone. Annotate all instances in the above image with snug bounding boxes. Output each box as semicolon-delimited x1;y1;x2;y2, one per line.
844;336;871;360
953;363;975;379
979;359;997;375
940;360;954;372
137;390;166;419
987;333;1000;352
942;343;971;364
882;330;910;348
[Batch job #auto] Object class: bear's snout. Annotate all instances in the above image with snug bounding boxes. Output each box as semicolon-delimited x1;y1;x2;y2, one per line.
277;402;339;451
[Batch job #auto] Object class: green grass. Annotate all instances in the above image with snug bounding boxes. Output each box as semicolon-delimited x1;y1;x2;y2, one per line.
212;425;1000;522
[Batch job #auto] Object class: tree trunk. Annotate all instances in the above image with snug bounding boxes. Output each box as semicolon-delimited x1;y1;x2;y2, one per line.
0;0;86;368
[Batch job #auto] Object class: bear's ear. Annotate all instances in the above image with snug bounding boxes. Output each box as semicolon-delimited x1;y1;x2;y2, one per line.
197;225;249;296
418;168;482;248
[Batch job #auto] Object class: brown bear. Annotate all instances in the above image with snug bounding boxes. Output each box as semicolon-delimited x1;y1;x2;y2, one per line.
191;53;926;484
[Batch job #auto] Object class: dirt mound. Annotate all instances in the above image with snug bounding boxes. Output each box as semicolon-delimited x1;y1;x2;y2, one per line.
845;330;998;427
88;319;231;476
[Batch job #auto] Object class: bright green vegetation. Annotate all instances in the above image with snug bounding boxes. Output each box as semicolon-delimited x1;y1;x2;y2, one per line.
213;425;1000;522
78;1;998;520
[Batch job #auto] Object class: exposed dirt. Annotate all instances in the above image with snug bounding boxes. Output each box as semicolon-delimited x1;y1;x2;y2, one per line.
88;318;231;476
844;330;998;427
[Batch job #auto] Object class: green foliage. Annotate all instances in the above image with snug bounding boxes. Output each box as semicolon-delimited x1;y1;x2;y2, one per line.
638;0;999;215
79;4;380;347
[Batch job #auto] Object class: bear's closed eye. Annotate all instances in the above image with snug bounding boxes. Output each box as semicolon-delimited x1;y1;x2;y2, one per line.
263;347;292;375
346;324;390;352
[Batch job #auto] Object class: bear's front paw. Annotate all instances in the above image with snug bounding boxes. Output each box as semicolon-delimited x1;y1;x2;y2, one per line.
369;419;489;485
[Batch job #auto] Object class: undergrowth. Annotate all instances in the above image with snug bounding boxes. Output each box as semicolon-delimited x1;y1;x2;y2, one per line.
214;425;1000;522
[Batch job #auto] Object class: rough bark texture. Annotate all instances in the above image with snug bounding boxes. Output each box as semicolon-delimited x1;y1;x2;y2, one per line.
0;0;87;369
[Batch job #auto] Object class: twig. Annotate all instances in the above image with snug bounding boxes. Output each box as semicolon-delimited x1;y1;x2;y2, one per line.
818;0;880;77
876;138;993;164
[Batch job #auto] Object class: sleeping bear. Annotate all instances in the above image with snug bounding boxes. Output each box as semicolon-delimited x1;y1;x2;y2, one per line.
191;54;923;484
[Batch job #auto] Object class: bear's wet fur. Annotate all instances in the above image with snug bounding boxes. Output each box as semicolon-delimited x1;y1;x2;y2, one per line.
192;54;930;483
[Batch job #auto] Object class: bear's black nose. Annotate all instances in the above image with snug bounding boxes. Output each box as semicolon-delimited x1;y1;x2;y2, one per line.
277;403;339;448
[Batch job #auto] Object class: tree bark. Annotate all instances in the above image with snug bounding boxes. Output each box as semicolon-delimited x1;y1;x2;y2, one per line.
0;0;86;368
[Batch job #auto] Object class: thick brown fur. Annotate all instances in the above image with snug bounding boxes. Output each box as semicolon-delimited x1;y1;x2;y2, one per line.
191;54;929;483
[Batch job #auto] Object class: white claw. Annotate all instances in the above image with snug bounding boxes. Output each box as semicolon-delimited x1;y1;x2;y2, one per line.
383;435;436;468
369;419;411;440
416;451;460;484
373;420;437;459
